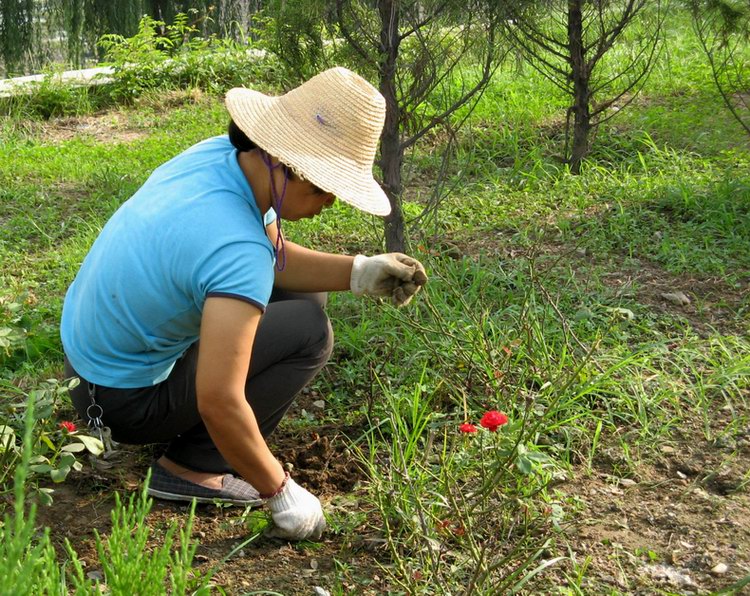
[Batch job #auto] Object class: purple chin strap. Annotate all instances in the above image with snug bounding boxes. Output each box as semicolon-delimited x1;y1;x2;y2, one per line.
260;150;288;272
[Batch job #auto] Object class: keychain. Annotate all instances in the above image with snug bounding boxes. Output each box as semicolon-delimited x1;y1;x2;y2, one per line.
85;382;118;456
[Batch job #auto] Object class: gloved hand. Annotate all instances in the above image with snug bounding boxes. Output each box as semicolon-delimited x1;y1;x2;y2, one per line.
350;253;428;306
265;476;326;540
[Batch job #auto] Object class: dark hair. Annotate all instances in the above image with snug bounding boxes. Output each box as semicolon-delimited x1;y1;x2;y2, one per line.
228;119;257;152
228;119;327;195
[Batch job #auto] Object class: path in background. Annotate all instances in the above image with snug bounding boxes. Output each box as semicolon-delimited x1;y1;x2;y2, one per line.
0;67;113;97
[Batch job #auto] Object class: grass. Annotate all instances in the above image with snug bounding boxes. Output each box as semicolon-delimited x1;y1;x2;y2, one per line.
1;7;749;594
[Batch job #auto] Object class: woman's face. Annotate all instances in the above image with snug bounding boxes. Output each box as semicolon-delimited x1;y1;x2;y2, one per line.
277;175;336;221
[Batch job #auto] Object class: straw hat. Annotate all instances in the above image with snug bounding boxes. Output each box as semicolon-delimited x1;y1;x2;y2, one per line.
225;67;391;216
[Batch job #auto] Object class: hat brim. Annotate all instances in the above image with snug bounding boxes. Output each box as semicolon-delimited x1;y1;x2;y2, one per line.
225;87;391;216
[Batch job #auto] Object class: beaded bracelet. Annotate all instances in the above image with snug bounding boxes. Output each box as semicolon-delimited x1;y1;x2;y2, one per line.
259;470;290;499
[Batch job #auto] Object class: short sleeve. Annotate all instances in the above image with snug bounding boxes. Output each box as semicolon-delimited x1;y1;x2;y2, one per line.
196;240;275;311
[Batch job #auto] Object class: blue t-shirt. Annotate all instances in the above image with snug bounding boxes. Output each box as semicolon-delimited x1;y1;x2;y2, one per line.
61;136;277;388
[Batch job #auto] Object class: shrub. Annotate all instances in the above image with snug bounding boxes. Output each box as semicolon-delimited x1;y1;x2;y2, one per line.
98;12;287;102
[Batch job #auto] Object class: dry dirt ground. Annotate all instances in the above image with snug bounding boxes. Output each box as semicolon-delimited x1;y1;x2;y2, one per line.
553;413;750;594
35;391;393;595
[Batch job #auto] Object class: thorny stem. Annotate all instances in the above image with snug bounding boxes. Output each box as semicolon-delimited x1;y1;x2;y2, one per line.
463;539;490;596
394;443;441;574
529;258;606;374
366;337;399;422
374;481;413;592
373;254;619;587
439;439;492;593
421;284;503;391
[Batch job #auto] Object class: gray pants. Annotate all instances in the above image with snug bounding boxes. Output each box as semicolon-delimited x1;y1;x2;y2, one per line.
64;290;333;473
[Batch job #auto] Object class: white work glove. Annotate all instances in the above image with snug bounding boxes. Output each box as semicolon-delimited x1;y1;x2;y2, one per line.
350;253;428;307
265;477;326;540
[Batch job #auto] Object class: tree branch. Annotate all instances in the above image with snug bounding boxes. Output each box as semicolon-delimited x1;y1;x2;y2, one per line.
401;17;503;152
334;0;375;65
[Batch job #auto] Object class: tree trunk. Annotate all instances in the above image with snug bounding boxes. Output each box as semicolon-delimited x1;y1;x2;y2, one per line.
567;0;590;174
0;0;35;75
378;0;406;252
67;0;85;68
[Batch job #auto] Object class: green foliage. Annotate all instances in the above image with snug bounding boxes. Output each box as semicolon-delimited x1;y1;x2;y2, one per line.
81;473;210;595
688;0;750;138
0;378;103;503
359;370;564;593
687;0;750;37
0;0;35;76
0;396;63;594
0;65;107;120
0;394;212;593
98;13;286;102
253;1;330;81
22;73;98;119
0;297;27;358
0;0;257;75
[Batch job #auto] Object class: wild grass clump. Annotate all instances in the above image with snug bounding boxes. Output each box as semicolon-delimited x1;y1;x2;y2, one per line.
98;13;288;103
0;393;214;594
324;245;748;591
0;397;63;593
0;66;110;120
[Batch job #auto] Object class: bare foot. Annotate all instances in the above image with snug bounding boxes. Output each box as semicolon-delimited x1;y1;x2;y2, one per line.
157;456;224;490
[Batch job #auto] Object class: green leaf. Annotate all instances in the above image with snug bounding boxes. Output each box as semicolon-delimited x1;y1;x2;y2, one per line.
76;434;104;455
606;306;635;321
39;433;56;451
50;465;71;483
37;488;54;506
526;451;549;463
516;455;533;475
60;452;77;467
0;425;16;450
29;463;53;473
61;442;86;453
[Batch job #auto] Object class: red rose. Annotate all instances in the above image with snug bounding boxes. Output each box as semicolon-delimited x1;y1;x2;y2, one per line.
59;421;76;433
479;410;508;432
459;423;478;433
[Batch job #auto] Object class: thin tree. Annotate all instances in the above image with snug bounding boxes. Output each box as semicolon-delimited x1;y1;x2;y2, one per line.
689;0;750;136
338;1;512;251
503;1;665;173
267;0;507;251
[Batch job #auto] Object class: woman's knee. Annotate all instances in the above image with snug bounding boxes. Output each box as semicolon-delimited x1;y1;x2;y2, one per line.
299;300;334;363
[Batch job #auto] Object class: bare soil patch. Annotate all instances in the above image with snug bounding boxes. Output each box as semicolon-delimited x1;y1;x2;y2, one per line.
435;229;749;336
609;260;749;336
39;113;149;144
553;413;750;594
31;389;384;595
35;410;749;594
